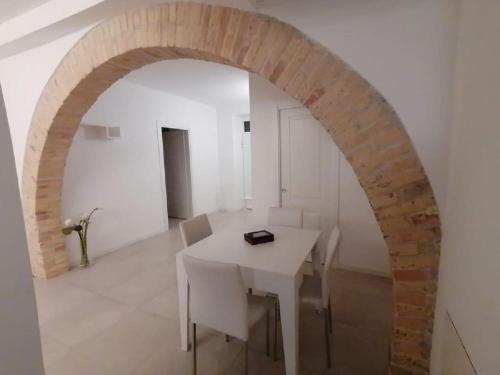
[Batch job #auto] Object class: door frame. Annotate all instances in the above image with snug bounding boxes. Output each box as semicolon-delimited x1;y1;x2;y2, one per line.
277;105;304;208
235;114;252;209
278;106;342;258
155;122;194;230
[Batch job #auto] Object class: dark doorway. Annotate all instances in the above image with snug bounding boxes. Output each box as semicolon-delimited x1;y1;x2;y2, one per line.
161;128;193;220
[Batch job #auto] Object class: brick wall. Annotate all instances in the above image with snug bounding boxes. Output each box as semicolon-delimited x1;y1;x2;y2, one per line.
21;3;441;374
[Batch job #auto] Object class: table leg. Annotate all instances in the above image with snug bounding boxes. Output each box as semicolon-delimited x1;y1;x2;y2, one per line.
278;278;300;375
176;254;190;351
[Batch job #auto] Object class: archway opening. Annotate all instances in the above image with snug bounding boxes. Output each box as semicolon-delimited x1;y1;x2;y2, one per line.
42;56;393;374
22;4;441;374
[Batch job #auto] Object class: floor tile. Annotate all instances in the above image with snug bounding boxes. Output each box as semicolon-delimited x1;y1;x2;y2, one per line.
70;310;177;375
34;280;97;326
41;294;135;347
45;350;115;375
141;284;179;320
40;334;71;368
35;210;392;375
98;262;174;306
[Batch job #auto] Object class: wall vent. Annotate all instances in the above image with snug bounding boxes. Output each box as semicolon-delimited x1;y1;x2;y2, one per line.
81;123;121;140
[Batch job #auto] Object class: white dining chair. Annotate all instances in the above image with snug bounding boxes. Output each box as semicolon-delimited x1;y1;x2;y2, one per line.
183;255;273;375
267;207;303;228
179;214;213;248
300;226;341;368
302;211;321;265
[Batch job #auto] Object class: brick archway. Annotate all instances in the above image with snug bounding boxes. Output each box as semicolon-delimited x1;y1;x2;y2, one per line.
22;3;440;374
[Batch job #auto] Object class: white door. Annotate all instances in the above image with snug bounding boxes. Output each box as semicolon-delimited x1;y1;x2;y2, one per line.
280;107;339;250
162;129;192;220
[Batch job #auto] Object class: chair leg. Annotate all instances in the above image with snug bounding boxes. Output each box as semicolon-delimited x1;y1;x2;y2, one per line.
187;284;191;351
324;309;332;369
192;323;197;375
266;308;270;356
277;299;281;321
273;299;278;361
328;298;333;334
244;340;249;375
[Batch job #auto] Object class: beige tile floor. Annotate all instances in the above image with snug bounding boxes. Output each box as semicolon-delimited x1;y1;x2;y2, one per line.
34;210;393;375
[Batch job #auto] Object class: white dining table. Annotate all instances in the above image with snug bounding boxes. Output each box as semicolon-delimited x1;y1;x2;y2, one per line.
176;223;321;375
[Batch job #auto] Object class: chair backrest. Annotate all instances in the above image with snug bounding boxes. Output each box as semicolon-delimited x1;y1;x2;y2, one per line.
321;226;341;308
183;255;249;341
179;214;212;248
303;212;323;272
267;207;303;228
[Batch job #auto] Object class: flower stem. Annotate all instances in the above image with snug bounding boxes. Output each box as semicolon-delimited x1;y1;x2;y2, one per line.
77;229;89;267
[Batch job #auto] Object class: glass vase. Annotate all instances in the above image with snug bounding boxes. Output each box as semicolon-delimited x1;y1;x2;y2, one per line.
79;234;89;268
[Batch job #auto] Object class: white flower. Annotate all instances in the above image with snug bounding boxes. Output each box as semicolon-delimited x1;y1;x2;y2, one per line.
64;219;72;226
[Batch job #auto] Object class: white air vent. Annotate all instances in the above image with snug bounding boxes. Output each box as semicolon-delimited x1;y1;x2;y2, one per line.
81;123;121;140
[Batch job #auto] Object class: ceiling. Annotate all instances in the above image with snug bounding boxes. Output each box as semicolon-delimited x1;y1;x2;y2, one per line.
125;59;250;113
0;0;53;24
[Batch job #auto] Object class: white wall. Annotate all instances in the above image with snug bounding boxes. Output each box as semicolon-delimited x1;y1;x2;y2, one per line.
216;109;245;211
250;74;390;275
215;97;250;212
0;27;89;176
338;153;391;275
0;0;252;179
260;0;457;214
249;74;297;221
431;1;500;373
0;0;255;59
62;80;219;264
248;0;457;275
0;85;44;375
0;1;456;214
0;0;456;275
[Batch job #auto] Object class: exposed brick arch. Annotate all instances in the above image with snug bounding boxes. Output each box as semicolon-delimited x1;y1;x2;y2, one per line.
22;3;440;374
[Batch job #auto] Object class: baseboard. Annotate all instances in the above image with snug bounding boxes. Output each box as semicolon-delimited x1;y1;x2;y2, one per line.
108;228;168;251
334;263;392;279
69;228;168;267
